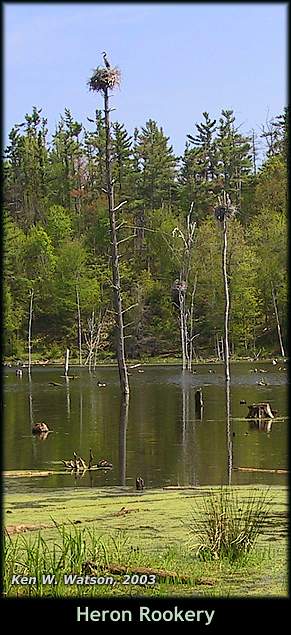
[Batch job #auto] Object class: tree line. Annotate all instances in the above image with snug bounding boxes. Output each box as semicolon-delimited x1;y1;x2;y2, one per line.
3;104;287;362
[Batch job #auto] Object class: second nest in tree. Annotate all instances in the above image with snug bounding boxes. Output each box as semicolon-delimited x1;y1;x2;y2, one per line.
88;66;121;92
214;204;237;222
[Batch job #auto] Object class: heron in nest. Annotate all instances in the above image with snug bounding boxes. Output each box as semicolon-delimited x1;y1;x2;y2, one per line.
102;51;111;69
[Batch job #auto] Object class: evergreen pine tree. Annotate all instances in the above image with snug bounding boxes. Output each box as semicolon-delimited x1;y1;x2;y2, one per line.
111;122;133;196
135;119;177;210
215;109;252;209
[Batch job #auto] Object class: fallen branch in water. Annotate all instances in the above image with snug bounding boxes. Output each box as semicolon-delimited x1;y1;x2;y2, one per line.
3;470;57;478
233;467;288;474
163;486;200;490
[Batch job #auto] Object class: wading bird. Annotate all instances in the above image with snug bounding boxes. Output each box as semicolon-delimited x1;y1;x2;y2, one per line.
136;476;145;490
102;51;111;69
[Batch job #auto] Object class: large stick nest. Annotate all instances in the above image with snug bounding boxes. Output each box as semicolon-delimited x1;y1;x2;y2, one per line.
88;66;121;92
214;192;237;222
214;204;236;222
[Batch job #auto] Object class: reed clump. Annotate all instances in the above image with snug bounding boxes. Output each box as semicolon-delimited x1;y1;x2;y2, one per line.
188;487;271;562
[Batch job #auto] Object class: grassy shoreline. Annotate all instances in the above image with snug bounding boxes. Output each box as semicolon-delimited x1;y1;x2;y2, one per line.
3;485;288;598
3;355;287;368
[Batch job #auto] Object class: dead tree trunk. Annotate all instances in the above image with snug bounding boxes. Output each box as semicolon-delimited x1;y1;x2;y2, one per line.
104;87;129;396
173;203;197;371
271;282;285;357
195;389;203;418
216;333;223;361
222;218;230;382
214;192;236;382
188;274;198;370
93;322;102;371
28;289;34;376
251;129;257;177
76;285;82;366
84;310;106;371
86;310;95;372
179;288;188;371
64;348;70;376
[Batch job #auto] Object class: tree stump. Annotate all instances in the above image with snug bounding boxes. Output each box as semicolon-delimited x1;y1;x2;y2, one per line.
195;389;204;417
246;402;276;420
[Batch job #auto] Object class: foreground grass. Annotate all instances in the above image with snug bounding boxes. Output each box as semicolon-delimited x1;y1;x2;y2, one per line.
3;485;288;598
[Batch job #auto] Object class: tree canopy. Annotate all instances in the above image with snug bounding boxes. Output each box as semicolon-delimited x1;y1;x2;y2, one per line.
3;105;287;361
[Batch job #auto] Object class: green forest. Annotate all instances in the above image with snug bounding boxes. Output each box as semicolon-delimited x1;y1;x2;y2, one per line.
3;103;287;363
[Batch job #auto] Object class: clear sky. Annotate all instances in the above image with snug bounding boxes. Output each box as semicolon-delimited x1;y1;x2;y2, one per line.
4;2;287;156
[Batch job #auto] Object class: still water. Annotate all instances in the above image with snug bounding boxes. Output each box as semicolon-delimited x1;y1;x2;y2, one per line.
3;363;288;490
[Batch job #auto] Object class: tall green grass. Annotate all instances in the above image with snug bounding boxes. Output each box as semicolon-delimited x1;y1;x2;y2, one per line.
188;487;271;562
3;525;156;597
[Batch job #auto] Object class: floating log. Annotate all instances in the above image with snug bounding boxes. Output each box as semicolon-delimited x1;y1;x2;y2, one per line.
82;561;192;583
246;402;276;419
48;382;63;387
78;456;87;470
62;460;75;469
233;467;288;474
62;452;88;471
163;486;199;490
3;470;56;478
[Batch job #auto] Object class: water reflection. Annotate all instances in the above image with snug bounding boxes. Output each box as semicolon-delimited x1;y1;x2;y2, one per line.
249;419;273;433
225;381;233;485
4;365;288;489
79;386;83;447
181;371;189;446
28;375;39;466
28;375;33;428
119;395;129;486
65;376;70;420
180;373;201;486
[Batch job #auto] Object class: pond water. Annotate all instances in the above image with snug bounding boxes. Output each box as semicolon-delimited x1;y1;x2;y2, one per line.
3;363;288;491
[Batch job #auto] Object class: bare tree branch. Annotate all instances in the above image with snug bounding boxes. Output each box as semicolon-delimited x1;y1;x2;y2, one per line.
112;200;128;212
121;303;138;314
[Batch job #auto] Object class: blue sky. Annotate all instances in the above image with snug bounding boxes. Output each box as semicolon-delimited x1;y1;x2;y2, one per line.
4;2;287;156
